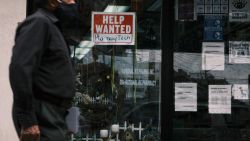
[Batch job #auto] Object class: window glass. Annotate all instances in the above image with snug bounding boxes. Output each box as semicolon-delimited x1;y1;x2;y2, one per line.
174;0;250;140
28;0;162;140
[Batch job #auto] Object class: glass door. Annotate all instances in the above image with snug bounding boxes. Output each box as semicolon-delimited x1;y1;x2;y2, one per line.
173;0;250;140
70;1;162;140
28;0;163;140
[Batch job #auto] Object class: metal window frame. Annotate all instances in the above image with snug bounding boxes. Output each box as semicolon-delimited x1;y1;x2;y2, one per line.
161;0;174;140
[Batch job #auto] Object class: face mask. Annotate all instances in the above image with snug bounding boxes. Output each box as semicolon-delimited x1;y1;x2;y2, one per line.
55;2;79;22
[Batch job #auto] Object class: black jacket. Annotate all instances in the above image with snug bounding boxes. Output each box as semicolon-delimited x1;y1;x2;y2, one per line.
9;8;75;128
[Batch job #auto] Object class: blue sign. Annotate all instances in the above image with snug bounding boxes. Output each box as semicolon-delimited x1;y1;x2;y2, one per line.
204;15;223;41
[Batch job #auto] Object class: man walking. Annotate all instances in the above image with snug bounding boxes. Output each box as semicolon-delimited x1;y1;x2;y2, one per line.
9;0;77;140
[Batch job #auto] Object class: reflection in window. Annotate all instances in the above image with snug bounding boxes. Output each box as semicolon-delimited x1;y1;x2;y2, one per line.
63;0;162;140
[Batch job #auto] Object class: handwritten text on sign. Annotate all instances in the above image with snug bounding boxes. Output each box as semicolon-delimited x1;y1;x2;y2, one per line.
92;12;136;45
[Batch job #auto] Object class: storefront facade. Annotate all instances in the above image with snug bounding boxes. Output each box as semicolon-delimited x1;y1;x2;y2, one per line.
25;0;250;141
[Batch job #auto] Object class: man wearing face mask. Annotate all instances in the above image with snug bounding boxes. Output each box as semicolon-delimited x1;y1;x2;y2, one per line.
9;0;77;141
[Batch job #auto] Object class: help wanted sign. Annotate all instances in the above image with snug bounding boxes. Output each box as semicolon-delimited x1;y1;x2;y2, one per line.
92;12;136;45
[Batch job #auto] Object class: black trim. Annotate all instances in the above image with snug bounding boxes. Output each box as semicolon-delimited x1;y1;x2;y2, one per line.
26;0;34;16
161;0;174;140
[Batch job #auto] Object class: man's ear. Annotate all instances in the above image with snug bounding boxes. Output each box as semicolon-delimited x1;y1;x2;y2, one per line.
47;0;60;10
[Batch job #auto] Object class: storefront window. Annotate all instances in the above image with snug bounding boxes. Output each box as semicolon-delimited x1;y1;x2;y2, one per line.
174;0;250;140
28;0;162;140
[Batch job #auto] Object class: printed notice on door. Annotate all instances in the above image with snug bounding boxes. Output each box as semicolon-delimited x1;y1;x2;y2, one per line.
175;83;197;112
232;84;248;100
229;0;250;22
204;15;223;41
92;12;136;45
229;41;250;64
209;85;231;114
202;42;225;70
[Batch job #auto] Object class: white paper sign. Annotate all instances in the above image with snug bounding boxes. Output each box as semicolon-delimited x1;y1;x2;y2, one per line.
232;84;248;99
209;85;231;114
202;42;225;70
229;41;250;64
229;0;250;22
175;83;197;112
